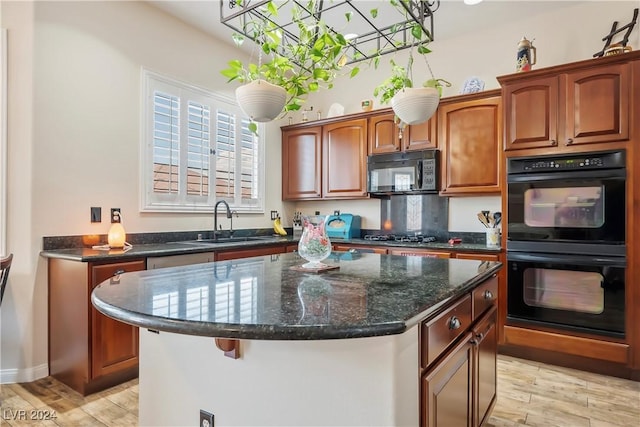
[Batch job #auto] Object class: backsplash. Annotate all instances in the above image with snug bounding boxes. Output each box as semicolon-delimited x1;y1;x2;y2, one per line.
380;194;448;238
375;194;486;243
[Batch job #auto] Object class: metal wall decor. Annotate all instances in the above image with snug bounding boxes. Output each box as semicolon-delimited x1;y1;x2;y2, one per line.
593;7;638;57
220;0;440;66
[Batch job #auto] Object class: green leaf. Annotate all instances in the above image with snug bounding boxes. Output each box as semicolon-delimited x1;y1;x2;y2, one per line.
308;82;319;91
248;122;258;134
266;1;278;16
232;33;245;47
345;11;352;22
350;67;360;78
220;68;239;79
228;59;243;69
417;45;431;55
411;24;422;40
370;8;378;18
313;68;329;80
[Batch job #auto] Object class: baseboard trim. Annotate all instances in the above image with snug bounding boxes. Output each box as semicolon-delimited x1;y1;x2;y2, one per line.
0;363;48;384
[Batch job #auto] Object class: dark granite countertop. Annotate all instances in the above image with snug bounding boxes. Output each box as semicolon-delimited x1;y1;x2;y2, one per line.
91;252;501;340
41;236;500;262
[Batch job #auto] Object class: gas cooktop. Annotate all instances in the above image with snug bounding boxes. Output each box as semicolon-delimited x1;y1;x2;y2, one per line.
363;234;437;243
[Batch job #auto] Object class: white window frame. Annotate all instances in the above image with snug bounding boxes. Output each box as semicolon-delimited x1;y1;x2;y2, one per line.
140;68;265;213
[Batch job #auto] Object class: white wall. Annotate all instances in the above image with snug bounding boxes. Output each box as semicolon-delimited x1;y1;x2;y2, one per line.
295;0;639;232
1;0;638;382
1;0;286;383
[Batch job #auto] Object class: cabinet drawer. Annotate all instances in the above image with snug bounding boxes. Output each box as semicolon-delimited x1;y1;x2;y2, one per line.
472;275;497;320
455;252;499;261
421;294;472;369
389;249;452;258
91;260;146;288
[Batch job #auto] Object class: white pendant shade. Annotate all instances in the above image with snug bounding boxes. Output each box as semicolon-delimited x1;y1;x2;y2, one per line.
235;79;287;122
391;87;440;125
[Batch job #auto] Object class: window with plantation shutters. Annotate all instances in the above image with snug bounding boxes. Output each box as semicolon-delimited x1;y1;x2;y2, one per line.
141;69;264;213
215;113;261;207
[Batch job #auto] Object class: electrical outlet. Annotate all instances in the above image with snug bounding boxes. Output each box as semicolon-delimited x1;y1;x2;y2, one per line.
90;207;102;223
110;208;121;223
270;210;279;220
199;410;214;427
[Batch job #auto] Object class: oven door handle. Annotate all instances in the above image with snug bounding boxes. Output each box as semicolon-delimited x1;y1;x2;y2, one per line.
507;168;625;183
507;251;626;267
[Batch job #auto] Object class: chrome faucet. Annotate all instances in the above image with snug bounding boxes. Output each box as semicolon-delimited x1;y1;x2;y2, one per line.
213;200;232;240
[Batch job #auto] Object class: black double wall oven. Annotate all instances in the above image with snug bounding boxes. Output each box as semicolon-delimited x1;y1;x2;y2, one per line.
506;150;626;338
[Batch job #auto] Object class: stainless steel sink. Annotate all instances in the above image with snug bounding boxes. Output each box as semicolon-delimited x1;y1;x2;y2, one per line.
173;236;278;245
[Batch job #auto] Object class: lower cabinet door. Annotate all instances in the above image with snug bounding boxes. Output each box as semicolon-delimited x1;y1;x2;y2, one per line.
91;310;139;379
474;306;498;427
422;332;474;427
90;260;145;379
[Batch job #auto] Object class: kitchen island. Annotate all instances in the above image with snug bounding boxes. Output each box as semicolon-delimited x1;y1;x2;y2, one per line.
92;252;501;426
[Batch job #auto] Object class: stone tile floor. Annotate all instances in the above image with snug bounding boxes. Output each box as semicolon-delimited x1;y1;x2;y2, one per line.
1;355;638;426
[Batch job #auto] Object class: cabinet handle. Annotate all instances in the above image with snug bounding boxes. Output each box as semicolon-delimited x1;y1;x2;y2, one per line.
566;138;574;145
448;316;462;330
483;290;494;300
113;269;125;276
550;139;557;146
470;332;484;346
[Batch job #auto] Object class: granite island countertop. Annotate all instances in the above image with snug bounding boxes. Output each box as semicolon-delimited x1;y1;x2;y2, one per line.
92;252;501;340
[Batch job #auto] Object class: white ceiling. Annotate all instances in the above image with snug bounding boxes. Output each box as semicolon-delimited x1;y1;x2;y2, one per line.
147;0;585;53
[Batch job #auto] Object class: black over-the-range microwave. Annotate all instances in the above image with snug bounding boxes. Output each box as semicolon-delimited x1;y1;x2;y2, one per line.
367;150;439;196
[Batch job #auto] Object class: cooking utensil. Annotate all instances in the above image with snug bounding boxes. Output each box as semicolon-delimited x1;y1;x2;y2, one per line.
493;212;502;227
477;212;490;228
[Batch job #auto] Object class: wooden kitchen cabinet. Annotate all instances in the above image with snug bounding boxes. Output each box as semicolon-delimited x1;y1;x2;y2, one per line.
368;112;401;154
282;118;367;200
49;258;144;395
456;252;500;262
420;275;498;427
333;244;388;254
389;248;452;258
438;90;502;196
473;307;498;427
422;332;474;427
281;126;322;200
406;116;438;151
368;111;436;154
323;118;368;199
500;58;632;154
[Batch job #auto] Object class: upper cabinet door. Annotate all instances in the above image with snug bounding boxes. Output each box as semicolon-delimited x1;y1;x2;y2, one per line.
368;113;401;154
503;76;559;151
323;118;368;199
281;127;323;200
439;94;502;196
564;63;630;146
404;116;437;151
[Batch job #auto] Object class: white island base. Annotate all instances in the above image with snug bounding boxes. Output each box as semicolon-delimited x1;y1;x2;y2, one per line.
139;326;419;427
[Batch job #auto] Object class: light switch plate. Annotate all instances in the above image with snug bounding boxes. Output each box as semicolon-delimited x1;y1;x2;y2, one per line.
90;207;101;223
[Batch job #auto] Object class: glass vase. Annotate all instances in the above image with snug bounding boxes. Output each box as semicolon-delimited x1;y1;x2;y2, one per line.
297;215;332;269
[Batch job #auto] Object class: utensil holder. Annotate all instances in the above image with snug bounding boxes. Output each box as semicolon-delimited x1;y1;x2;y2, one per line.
486;228;500;247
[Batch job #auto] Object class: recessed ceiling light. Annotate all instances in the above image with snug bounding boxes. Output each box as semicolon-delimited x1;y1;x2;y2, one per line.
464;0;483;5
344;33;359;41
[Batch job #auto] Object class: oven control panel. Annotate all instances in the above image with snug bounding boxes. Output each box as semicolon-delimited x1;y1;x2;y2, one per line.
508;150;625;174
523;156;604;171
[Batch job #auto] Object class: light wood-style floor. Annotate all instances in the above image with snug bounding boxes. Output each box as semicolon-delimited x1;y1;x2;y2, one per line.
1;355;638;426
